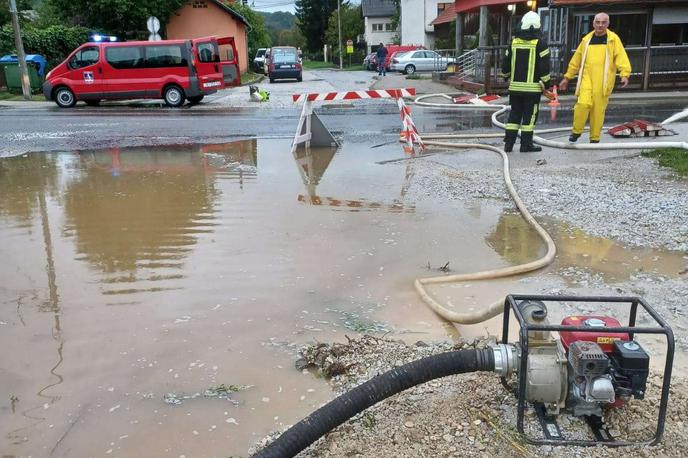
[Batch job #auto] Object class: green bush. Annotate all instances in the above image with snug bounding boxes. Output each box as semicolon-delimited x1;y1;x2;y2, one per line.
0;25;90;70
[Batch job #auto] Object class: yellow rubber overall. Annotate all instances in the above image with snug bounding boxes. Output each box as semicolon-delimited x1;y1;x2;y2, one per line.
572;44;608;141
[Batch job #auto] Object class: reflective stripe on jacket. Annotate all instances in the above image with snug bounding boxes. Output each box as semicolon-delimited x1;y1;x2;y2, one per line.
501;37;551;94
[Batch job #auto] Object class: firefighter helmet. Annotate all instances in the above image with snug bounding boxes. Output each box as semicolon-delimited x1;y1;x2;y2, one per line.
521;11;541;30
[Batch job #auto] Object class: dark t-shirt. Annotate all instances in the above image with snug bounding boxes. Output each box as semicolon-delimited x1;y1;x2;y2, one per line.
589;34;608;45
376;46;388;60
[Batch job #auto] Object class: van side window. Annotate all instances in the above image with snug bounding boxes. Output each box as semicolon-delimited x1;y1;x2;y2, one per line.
197;42;219;62
68;47;100;70
145;45;187;67
106;47;144;69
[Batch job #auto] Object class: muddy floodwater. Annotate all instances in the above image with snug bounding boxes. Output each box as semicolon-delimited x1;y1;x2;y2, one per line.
0;139;684;457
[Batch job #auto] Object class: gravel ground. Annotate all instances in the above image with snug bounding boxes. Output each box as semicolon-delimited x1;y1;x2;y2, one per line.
253;336;688;457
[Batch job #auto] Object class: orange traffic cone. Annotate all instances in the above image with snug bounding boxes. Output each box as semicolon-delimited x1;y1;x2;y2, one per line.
547;85;560;107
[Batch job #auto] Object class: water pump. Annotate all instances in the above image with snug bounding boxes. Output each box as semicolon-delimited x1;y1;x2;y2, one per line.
493;294;674;445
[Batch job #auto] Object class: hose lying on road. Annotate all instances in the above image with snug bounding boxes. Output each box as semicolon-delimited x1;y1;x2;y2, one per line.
415;94;688;150
252;348;495;458
411;95;688;325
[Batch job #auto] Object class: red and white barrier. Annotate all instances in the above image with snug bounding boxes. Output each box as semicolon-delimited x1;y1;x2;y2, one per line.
291;87;424;154
292;88;416;103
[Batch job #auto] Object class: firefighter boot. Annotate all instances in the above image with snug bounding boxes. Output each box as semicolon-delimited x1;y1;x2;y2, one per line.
519;132;542;153
503;130;517;153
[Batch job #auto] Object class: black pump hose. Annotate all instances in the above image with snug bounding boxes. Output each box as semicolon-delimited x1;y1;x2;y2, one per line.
253;348;495;458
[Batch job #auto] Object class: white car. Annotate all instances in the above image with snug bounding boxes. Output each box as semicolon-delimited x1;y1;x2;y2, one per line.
390;50;455;74
253;48;267;72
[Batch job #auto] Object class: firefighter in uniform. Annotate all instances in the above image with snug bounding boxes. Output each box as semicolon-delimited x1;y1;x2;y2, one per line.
500;11;552;152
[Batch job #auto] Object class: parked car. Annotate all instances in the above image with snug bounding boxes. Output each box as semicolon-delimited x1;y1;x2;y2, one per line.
363;52;377;71
43;36;241;108
267;46;302;83
390;50;455;74
379;44;424;70
253;48;267;72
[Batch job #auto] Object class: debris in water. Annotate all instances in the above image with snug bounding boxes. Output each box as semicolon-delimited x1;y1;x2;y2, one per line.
164;384;252;406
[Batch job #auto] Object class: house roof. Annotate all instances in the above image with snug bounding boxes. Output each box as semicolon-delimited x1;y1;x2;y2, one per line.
361;0;396;17
209;0;250;28
453;0;526;14
431;4;456;25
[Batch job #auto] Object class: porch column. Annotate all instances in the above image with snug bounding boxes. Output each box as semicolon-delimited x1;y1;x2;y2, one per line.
456;12;464;54
643;8;654;91
500;13;509;45
479;6;489;47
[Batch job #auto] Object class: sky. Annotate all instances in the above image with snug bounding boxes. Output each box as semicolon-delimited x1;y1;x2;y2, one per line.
249;0;361;14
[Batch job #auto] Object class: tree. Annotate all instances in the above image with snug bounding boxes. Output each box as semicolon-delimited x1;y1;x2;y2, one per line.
295;0;337;53
42;0;187;38
324;3;363;62
223;2;271;59
0;0;32;28
278;26;306;48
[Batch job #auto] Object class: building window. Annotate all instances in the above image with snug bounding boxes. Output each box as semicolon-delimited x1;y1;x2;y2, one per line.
372;23;383;32
385;23;393;31
192;1;208;8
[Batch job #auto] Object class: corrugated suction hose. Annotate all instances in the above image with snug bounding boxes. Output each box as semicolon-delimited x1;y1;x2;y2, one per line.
253;348;495;457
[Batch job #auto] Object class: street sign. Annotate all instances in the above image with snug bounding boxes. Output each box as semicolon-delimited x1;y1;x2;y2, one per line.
146;16;160;34
346;39;353;54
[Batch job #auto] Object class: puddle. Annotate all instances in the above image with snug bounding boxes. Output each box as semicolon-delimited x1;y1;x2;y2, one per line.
0;139;515;456
488;213;685;282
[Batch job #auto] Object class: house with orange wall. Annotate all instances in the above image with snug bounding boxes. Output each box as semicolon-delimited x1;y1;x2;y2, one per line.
167;0;250;73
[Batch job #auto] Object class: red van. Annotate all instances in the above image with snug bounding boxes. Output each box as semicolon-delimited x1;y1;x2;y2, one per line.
43;36;240;108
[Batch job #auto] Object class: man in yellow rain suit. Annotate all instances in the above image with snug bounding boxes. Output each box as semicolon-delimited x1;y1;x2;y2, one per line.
559;13;631;143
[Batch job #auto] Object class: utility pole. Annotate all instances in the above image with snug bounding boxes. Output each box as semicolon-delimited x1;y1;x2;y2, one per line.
8;0;32;100
337;0;343;69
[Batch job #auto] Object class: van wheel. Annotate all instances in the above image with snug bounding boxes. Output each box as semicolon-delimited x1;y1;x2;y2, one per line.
296;74;302;82
163;85;186;107
188;95;204;105
404;64;416;75
85;100;101;106
269;77;275;83
54;87;76;108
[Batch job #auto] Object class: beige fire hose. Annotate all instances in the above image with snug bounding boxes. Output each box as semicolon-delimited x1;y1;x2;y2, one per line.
413;140;556;324
411;96;687;325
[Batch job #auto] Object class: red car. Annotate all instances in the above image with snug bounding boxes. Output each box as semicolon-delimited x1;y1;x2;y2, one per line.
43;36;240;108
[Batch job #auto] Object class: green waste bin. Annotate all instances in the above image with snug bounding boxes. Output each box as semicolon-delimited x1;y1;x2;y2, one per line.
1;63;43;91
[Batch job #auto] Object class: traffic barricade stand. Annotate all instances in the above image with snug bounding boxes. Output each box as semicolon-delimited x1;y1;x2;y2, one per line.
291;88;424;154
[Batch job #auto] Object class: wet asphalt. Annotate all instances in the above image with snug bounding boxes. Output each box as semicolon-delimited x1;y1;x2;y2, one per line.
1;69;685;157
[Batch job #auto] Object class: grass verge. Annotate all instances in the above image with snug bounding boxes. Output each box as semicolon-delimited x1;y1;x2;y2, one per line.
302;60;336;70
0;91;44;101
241;71;264;86
641;147;688;176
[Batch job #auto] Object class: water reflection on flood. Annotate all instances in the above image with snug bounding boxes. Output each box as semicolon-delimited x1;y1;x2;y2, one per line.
0;139;473;457
487;212;685;280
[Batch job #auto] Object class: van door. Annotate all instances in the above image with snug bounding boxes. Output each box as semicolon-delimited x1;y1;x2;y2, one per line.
217;36;241;87
64;45;105;99
192;38;224;92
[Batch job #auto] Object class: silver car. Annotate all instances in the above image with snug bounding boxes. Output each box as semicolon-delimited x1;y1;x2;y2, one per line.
390;50;455;74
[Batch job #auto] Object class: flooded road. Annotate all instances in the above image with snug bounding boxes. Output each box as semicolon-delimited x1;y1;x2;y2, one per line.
0;139;511;457
1;139;684;457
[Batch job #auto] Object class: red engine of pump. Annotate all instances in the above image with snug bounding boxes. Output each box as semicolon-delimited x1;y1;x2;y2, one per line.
560;315;630;352
560;315;633;408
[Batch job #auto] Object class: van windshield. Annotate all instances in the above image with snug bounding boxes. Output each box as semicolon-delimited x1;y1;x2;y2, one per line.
256;49;266;57
272;49;298;64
